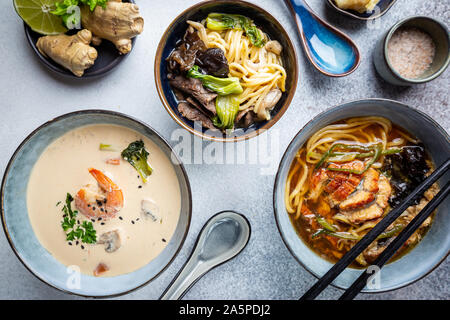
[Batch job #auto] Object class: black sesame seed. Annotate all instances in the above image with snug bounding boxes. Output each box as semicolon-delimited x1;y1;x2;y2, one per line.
81;245;85;250
91;219;95;222
77;220;80;224
138;185;142;189
162;238;166;243
101;222;105;225
87;204;90;207
103;199;107;204
119;216;123;220
76;241;79;245
68;242;72;246
98;217;102;221
100;208;104;212
92;207;96;210
131;220;135;224
136;218;140;221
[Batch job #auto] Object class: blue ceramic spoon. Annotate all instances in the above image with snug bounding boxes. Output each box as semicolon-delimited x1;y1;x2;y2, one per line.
285;0;360;77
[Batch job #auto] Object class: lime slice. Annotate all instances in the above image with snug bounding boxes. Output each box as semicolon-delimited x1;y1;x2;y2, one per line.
13;0;68;35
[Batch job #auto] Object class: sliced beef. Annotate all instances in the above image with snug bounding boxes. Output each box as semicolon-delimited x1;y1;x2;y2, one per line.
178;102;216;130
235;109;257;128
186;97;215;116
169;76;217;115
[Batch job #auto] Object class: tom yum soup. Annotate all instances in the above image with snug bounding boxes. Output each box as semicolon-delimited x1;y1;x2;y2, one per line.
285;117;439;268
387;27;436;79
26;125;181;277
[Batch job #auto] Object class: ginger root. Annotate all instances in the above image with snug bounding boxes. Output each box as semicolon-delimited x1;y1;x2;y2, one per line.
81;0;144;54
36;29;98;77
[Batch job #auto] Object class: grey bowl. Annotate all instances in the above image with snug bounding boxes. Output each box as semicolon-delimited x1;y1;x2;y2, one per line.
0;110;192;297
273;99;450;292
373;16;450;86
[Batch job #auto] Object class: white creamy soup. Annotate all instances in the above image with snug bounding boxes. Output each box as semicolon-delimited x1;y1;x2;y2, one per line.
27;124;181;277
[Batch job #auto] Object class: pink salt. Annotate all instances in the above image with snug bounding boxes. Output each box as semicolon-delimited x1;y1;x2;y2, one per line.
387;27;436;79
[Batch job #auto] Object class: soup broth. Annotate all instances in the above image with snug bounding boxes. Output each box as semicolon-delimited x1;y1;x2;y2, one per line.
27;124;181;277
285;117;437;268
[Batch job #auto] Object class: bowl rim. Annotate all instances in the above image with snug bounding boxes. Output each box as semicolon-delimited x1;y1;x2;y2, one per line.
22;0;137;79
273;98;450;293
383;16;450;85
326;0;398;21
154;0;299;143
0;109;193;298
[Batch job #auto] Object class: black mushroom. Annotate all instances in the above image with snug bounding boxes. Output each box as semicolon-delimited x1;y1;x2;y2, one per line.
167;26;207;73
196;48;229;78
382;145;430;207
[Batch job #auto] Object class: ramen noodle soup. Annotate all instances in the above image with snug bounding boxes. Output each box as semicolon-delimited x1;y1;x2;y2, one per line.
285;117;438;267
27;124;181;277
167;13;287;131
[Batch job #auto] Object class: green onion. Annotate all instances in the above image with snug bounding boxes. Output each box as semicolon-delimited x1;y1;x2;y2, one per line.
99;143;116;151
315;215;337;232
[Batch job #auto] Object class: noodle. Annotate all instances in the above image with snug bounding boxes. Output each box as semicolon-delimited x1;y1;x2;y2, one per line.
284;116;436;268
288;117;395;215
187;20;287;121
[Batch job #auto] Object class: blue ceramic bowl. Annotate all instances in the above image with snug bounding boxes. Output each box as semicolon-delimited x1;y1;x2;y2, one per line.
273;99;450;292
373;16;450;86
21;0;138;79
154;0;298;142
0;110;192;297
326;0;398;20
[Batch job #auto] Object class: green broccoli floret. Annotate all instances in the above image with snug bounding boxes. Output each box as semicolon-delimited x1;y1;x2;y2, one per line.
121;140;153;183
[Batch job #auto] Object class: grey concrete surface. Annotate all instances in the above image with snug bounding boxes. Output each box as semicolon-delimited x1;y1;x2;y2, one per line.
0;0;448;300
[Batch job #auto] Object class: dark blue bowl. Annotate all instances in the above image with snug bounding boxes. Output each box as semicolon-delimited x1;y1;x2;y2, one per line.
23;0;137;79
154;0;298;142
326;0;398;20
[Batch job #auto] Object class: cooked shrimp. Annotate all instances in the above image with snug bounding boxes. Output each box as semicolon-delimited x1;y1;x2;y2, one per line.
75;168;124;219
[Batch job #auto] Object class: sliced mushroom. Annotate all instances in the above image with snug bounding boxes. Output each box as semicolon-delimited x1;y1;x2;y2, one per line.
257;88;282;121
141;199;160;222
265;40;283;55
97;230;121;253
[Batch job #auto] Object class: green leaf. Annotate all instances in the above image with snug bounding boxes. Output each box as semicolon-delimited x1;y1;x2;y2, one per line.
60;192;96;244
206;13;265;47
212;94;240;130
121;140;153;183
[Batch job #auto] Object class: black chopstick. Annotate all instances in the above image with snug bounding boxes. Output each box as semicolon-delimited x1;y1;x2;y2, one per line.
339;179;450;300
300;158;450;300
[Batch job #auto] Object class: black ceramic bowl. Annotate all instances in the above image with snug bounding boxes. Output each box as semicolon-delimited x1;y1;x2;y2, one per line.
326;0;398;20
155;0;298;142
24;0;137;79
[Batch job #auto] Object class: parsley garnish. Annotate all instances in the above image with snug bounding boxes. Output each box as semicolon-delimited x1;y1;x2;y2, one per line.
59;193;97;244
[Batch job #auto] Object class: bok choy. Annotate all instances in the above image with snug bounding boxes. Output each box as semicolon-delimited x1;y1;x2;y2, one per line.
187;65;243;95
206;13;266;48
213;95;240;130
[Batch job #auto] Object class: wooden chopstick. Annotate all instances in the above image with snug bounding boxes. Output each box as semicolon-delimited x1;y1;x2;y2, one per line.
300;158;450;300
339;179;450;300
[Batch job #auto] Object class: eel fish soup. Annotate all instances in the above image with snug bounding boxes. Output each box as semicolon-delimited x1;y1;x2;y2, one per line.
26;124;181;277
285;116;439;268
